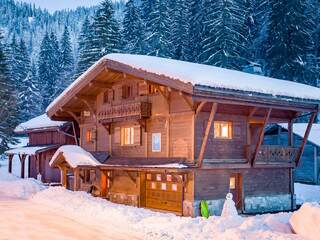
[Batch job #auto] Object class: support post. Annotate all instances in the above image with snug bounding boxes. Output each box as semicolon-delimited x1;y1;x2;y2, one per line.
73;168;80;191
71;122;79;145
295;112;317;167
19;154;26;178
8;154;13;173
59;166;68;188
314;146;318;184
251;108;271;166
288;119;293;147
100;170;107;198
197;102;218;167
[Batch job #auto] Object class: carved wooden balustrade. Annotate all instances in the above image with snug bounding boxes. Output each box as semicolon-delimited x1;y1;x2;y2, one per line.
246;145;299;164
97;101;152;123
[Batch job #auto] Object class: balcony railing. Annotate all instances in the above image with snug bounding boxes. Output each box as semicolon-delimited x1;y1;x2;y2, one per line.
246;145;299;164
97;101;152;123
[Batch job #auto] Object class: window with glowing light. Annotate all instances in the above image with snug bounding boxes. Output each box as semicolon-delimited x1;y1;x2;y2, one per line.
214;121;232;139
120;127;134;146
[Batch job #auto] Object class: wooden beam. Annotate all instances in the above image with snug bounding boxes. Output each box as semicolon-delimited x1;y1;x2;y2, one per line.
251;108;272;166
19;154;26;178
295;112;317;166
197;103;218;167
8;154;13;173
100;170;107;198
71;122;79;145
155;85;170;105
79;98;96;120
61;107;82;112
180;92;194;111
248;107;257;118
195;102;207;118
73;168;80;191
288;119;293;146
90;81;112;89
66;111;80;124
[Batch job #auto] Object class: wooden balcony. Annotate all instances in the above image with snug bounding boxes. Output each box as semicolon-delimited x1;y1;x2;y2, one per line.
247;145;299;164
97;101;152;123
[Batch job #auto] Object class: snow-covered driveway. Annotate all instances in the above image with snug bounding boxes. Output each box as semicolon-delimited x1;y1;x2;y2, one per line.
0;197;142;240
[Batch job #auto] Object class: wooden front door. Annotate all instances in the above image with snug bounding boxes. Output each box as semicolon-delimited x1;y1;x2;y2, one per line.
229;173;243;210
145;173;183;214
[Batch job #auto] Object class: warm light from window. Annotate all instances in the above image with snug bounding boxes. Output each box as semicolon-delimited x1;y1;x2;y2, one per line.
121;127;134;145
229;177;236;189
86;130;92;142
214;121;232;139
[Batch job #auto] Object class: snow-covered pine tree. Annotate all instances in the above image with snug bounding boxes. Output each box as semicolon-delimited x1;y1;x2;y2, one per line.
0;30;18;154
185;0;204;62
199;0;249;70
75;17;93;77
144;0;173;58
38;32;60;110
169;0;190;60
265;0;317;85
122;0;146;54
89;0;121;60
58;26;74;93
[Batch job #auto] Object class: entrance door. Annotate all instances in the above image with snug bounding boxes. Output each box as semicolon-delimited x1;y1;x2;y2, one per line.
229;173;243;210
145;173;183;214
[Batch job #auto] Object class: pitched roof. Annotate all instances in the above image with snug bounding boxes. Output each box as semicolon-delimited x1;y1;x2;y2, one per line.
5;144;59;156
278;123;320;147
15;114;67;133
46;54;320;117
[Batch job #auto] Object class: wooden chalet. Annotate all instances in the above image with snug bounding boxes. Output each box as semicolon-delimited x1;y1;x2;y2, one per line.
265;123;320;185
47;54;320;216
6;114;76;183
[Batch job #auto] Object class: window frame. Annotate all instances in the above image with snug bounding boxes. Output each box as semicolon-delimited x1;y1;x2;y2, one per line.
86;129;92;143
214;121;233;139
120;127;135;146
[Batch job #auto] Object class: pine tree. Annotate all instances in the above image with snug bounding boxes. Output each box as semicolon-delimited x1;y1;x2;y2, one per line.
143;0;173;58
89;0;120;59
122;0;146;54
169;0;190;60
58;26;74;93
266;0;317;85
0;31;18;154
75;17;93;77
200;0;249;70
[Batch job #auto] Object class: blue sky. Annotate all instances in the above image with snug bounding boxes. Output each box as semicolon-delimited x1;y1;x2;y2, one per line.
19;0;103;12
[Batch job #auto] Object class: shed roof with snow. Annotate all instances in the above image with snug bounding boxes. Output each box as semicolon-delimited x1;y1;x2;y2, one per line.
15;114;68;134
5;144;59;156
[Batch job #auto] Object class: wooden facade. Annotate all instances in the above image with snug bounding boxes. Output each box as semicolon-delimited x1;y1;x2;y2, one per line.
46;55;320;216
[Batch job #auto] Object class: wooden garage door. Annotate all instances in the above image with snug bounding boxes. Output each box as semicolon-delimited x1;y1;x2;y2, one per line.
145;173;183;214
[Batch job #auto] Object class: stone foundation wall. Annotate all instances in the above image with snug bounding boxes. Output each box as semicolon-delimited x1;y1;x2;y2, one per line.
108;192;139;207
244;194;294;213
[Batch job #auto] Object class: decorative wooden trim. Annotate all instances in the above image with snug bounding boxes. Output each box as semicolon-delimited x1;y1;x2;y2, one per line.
195;102;206;118
295;112;317;166
251;108;272;166
197;102;218;167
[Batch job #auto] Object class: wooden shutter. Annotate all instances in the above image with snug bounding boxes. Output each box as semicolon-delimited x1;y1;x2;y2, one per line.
114;127;121;144
133;125;141;145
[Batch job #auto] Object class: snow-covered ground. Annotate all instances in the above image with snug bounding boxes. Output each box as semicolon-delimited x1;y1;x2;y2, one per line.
295;183;320;205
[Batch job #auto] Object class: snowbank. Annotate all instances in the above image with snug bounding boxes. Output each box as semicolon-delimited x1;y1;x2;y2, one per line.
50;145;101;168
290;203;320;240
32;187;296;240
295;183;320;205
0;177;45;199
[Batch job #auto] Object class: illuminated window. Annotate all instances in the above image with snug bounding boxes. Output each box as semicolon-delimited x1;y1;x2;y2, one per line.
151;182;156;189
172;184;177;191
152;133;161;152
166;174;172;182
120;127;134;146
161;183;167;190
156;174;162;181
229;176;236;189
146;173;152;180
214;121;232;139
83;111;91;117
86;130;92;142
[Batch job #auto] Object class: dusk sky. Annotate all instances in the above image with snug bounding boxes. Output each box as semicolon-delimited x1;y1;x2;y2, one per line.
19;0;103;12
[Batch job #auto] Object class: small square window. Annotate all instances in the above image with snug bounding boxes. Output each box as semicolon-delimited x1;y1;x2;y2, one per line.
83;111;91;117
146;174;152;180
151;182;156;189
172;183;177;191
156;174;162;181
229;177;236;189
214;121;232;139
166;174;172;182
161;183;167;190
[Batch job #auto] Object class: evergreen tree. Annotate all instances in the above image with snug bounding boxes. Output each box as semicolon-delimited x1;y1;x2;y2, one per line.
122;0;146;54
58;26;74;93
0;31;18;154
75;17;93;77
143;0;173;58
89;0;120;60
265;0;317;85
200;0;249;70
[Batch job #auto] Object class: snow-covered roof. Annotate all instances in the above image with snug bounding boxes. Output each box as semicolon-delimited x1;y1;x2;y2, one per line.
5;145;59;156
47;54;320;115
278;123;320;147
15;114;67;133
103;163;188;169
50;145;102;168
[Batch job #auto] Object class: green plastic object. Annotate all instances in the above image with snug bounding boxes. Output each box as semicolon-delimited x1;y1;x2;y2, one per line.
200;200;210;218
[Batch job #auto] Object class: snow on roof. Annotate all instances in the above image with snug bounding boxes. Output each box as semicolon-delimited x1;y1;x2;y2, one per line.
278;123;320;147
103;163;188;169
50;145;101;168
106;54;320;101
5;145;59;156
15;114;67;133
47;54;320;115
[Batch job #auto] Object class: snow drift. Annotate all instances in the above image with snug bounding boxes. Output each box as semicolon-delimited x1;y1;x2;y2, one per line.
290;203;320;240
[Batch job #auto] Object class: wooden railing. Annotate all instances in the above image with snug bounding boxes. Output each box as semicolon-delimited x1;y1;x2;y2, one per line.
97;101;152;123
246;145;299;164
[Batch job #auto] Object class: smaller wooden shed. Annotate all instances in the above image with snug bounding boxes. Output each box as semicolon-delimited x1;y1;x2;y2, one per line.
5;114;77;183
265;123;320;184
